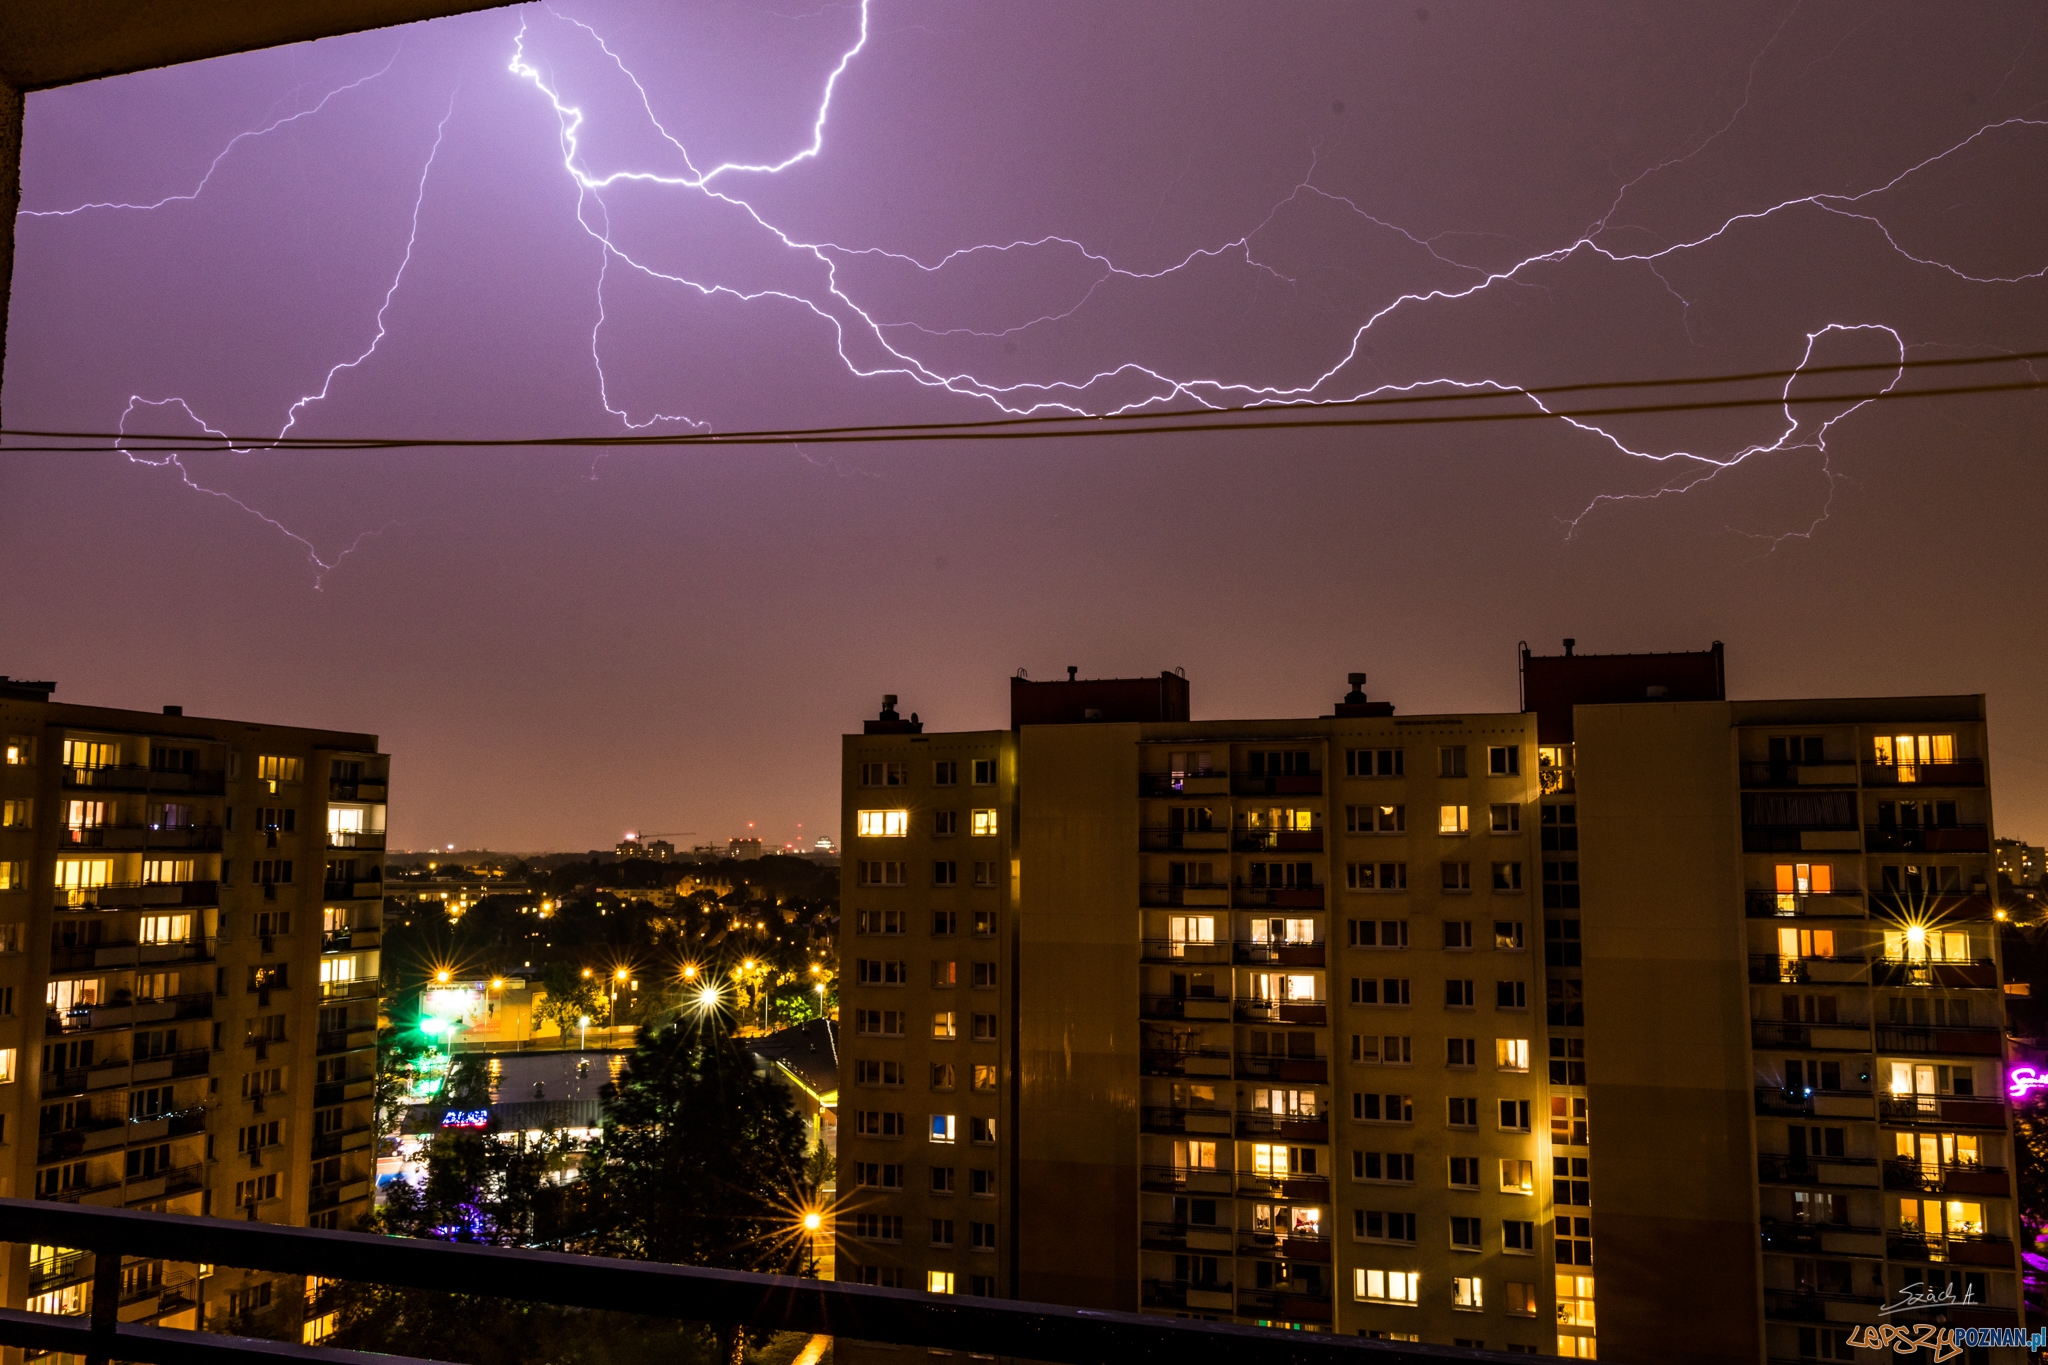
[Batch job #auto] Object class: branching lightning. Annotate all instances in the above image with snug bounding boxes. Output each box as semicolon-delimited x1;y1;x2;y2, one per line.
16;1;2048;577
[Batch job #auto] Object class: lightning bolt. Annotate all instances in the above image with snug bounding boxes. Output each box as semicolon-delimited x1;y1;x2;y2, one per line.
16;2;2048;579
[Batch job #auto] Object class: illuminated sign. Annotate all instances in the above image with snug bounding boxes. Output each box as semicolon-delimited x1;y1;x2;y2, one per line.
2008;1068;2048;1100
441;1109;490;1129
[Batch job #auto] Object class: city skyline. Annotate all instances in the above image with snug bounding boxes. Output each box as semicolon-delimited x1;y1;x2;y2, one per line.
5;0;2047;852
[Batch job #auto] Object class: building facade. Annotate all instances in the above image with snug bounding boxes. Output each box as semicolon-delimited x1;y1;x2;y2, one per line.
838;656;2027;1361
0;678;385;1337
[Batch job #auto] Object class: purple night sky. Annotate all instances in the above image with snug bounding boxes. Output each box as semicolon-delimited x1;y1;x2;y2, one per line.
3;1;2046;852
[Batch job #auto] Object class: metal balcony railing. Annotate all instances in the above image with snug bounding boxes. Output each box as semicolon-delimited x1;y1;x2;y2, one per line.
0;1199;1509;1365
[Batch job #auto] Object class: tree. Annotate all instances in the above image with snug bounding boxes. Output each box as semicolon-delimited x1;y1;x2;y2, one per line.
535;961;603;1043
567;1009;812;1271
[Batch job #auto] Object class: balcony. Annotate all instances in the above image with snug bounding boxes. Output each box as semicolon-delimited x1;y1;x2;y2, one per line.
1756;1153;1878;1186
1872;958;1999;989
1139;1046;1233;1078
327;830;387;851
1751;1021;1873;1052
317;1027;379;1056
1747;954;1867;986
1139;1106;1233;1136
1232;884;1324;911
60;765;225;795
0;1198;1482;1365
1758;1219;1884;1252
1740;762;1861;789
1139;994;1231;1022
1754;1086;1874;1119
1881;1159;2011;1196
1863;760;1985;788
1233;999;1327;1027
1140;770;1228;798
1869;891;1995;920
322;880;384;902
1138;827;1230;853
1744;891;1867;919
312;1125;376;1159
1232;829;1323;853
1231;773;1322;798
1762;1288;1886;1324
1875;1023;2004;1057
1235;1055;1327;1084
1236;1229;1330;1264
57;824;224;852
1878;1095;2007;1129
54;881;219;912
1139;1164;1234;1196
1138;882;1230;909
1235;1113;1328;1143
1886;1231;2013;1266
1865;824;1989;854
329;779;389;801
1138;938;1232;965
1232;940;1324;968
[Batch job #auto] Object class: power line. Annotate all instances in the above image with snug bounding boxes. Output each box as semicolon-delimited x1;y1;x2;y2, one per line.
2;349;2042;454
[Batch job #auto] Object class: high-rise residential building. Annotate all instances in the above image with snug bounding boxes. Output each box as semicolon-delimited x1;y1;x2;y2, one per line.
1994;838;2042;889
837;651;2026;1361
0;678;386;1337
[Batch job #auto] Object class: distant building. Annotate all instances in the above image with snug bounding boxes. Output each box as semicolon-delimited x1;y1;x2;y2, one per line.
0;676;386;1334
728;837;763;861
1996;838;2042;887
615;835;675;860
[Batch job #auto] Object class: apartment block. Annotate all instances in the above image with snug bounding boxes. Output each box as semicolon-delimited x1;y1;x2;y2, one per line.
837;653;2026;1361
0;678;385;1337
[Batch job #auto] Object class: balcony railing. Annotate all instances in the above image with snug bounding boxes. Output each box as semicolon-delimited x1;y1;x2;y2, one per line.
1744;891;1866;919
1750;1021;1873;1051
59;765;225;795
1871;958;1999;989
1863;760;1985;788
58;824;223;852
1865;824;1989;853
1232;940;1324;967
1753;1085;1873;1117
1139;1164;1236;1195
1138;827;1230;852
1881;1159;2011;1195
1139;770;1227;798
1232;829;1323;853
1138;938;1232;965
1139;1106;1233;1135
1878;1095;2008;1128
1739;761;1860;788
1139;994;1230;1021
1875;1023;2004;1057
1762;1288;1886;1322
1140;1277;1233;1310
1233;999;1328;1026
1747;953;1867;985
326;830;387;850
1139;882;1231;908
1231;773;1323;798
328;779;389;801
1232;884;1325;910
1756;1153;1877;1184
1886;1230;2014;1266
1236;1055;1328;1084
0;1198;1473;1365
1235;1113;1329;1142
53;881;218;911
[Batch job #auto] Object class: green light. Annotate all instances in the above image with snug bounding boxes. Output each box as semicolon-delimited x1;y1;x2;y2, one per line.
419;1016;445;1037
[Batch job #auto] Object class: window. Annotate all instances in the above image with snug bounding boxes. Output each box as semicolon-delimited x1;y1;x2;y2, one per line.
1488;746;1520;776
933;760;957;786
1448;1156;1480;1189
1545;917;1582;968
857;861;906;887
1497;981;1528;1010
1351;1034;1412;1065
1443;920;1473;949
1353;1150;1415;1182
1775;861;1836;899
1446;1038;1477;1068
853;1010;904;1037
969;1168;997;1198
972;861;997;889
856;908;905;935
62;740;117;770
1489;803;1521;834
930;1114;957;1143
856;810;909;838
0;1048;14;1084
932;860;958;887
1554;1155;1591;1206
931;1218;955;1247
970;1221;997;1251
1872;733;1956;779
1356;1210;1418;1243
1547;977;1583;1026
861;762;909;788
1501;1159;1534;1194
1439;804;1469;835
1494;921;1525;950
1453;1275;1484;1310
934;811;957;837
972;961;997;988
1347;862;1408;891
0;863;23;892
1246;750;1312;778
855;1111;906;1138
854;1059;904;1086
932;1012;957;1040
1436;745;1469;778
972;1064;996;1091
930;1165;955;1193
932;910;958;936
236;1174;281;1207
256;755;302;786
1175;1139;1220;1171
972;759;997;785
2;738;32;765
1445;980;1475;1008
1549;1038;1587;1086
1543;858;1580;909
0;800;30;828
970;809;997;837
1351;977;1410;1006
1354;1093;1414;1123
1450;1216;1481;1249
1448;1097;1478;1128
1347;804;1405;833
1491;862;1523;891
1349;919;1409;948
853;1161;904;1188
1556;1215;1593;1266
1557;1273;1596;1325
1442;861;1472;891
1551;1096;1590;1145
1504;1219;1537;1253
931;1063;956;1090
851;1214;904;1242
1504;1281;1538;1317
856;960;906;986
1346;748;1403;777
139;914;191;946
1356;1268;1419;1304
972;1013;996;1041
1499;1099;1531;1132
1497;1039;1529;1071
969;1116;996;1143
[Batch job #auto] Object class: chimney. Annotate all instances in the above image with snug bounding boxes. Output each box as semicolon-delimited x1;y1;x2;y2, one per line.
1563;638;1576;657
864;693;923;735
1331;670;1394;718
1067;666;1078;682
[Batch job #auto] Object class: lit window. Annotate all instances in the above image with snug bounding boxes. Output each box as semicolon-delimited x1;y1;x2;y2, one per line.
0;862;23;891
856;810;909;838
1356;1268;1420;1304
927;1271;955;1294
141;859;194;886
1500;1159;1533;1194
1453;1275;1484;1310
1439;805;1469;835
970;809;998;838
932;1011;957;1040
1496;1039;1529;1072
0;1048;16;1084
2;739;31;765
930;1114;957;1144
0;800;30;829
137;915;191;946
